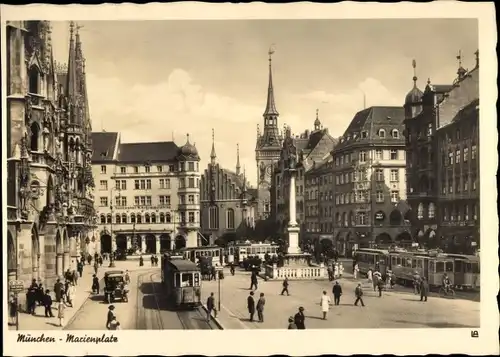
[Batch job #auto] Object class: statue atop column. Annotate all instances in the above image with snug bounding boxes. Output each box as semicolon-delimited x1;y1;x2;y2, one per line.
283;126;297;170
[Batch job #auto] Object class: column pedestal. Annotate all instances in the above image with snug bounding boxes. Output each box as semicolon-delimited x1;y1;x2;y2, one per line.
156;236;161;254
140;236;145;253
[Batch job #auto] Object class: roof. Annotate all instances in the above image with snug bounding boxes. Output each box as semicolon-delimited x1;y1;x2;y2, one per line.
166;258;199;272
119;141;179;163
334;106;405;151
91;132;119;162
105;270;125;276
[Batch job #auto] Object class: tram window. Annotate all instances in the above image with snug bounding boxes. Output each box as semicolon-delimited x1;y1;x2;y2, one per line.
455;260;464;272
445;262;454;272
396;257;401;265
175;273;181;287
429;261;435;272
436;262;444;273
464;263;472;273
411;259;416;268
401;259;406;267
181;273;193;287
194;273;200;286
472;263;480;273
416;259;423;269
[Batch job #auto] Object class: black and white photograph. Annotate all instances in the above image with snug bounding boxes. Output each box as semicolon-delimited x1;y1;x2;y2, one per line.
1;2;498;356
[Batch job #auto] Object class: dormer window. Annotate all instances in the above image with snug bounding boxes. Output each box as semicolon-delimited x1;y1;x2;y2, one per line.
391;129;399;138
361;131;368;139
378;129;386;138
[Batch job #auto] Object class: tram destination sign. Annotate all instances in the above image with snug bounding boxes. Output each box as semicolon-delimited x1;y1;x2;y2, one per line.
9;280;25;293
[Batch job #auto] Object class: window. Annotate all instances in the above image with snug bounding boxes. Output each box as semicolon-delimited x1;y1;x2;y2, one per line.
463;147;469;162
169;165;175;172
99;180;108;190
159;179;165;189
100;214;106;224
130;214;136;223
145;166;150;173
120;167;126;173
456;180;461;193
135;180;140;190
464;205;469;220
417;203;424;220
448;179;453;193
188;162;195;171
101;165;106;174
375;169;384;181
361;131;368;139
165;179;171;189
344;173;349;183
115;180;126;190
157;165;163;172
375;150;383;160
134;166;139;173
378;129;386;138
390;191;399;203
188;178;195;188
390;150;398;160
464;176;469;191
359;151;366;162
209;206;219;229
189;212;195;223
376;191;384;203
188;195;195;204
443;207;448;221
159;195;171;206
106;214;112;224
226;209;235;229
472;175;477;191
448;151;453;165
392;129;399;138
335;176;340;185
471;145;477;160
146;179;152;189
166;213;172;223
340;175;344;184
358;212;366;225
100;197;108;207
340;156;344;165
473;204;478;220
390;169;399;182
180;195;186;204
455;149;460;164
427;123;433;136
428;203;436;219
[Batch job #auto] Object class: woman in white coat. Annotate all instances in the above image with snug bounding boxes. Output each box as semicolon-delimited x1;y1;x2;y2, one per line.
320;290;332;320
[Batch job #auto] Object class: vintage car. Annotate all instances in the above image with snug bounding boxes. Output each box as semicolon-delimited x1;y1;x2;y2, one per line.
104;270;129;303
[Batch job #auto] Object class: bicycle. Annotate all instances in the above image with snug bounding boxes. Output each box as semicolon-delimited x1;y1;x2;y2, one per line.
438;285;456;298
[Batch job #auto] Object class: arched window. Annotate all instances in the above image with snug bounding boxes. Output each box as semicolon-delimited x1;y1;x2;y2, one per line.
122;214;127;224
100;214;106;224
30;122;40;151
342;212;347;227
106;214;112;224
226;208;235;229
130;213;136;224
335;212;341;224
209;206;219;229
145;213;150;223
340;194;345;204
349;211;354;226
392;129;399;138
166;213;171;223
417;203;424;220
378;129;386;138
136;214;142;224
428;203;436;219
115;214;121;224
28;66;39;94
389;209;402;225
151;213;156;223
159;213;165;223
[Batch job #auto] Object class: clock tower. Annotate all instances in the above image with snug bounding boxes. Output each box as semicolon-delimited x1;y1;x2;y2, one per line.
255;47;282;219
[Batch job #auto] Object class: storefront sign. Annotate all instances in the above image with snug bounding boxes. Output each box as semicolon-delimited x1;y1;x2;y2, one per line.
374;211;385;221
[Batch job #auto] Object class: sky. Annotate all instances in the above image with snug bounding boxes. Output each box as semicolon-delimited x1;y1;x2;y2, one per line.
50;19;478;186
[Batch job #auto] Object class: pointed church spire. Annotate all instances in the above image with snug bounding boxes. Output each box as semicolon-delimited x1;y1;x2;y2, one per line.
66;21;78;102
210;128;216;165
412;59;418;88
242;165;247;193
236;143;241;175
263;45;279;118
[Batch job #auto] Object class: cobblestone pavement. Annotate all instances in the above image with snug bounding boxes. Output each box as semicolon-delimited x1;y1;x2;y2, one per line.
201;267;480;329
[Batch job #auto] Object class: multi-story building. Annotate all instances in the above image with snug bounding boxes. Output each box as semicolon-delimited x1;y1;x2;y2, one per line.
255;51;283;220
404;52;479;252
303;156;335;244
331;106;409;257
91;132;201;254
273;112;337;240
6;21;95;292
199;132;258;242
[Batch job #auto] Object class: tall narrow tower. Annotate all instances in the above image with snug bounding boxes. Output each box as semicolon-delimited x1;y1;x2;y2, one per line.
255;46;283;220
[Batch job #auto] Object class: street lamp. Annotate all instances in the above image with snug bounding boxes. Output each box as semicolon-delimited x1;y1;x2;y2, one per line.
109;187;121;268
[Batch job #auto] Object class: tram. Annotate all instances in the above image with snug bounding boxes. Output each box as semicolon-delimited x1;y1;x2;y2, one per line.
161;254;202;309
227;242;279;265
180;246;225;266
444;254;480;290
353;248;390;276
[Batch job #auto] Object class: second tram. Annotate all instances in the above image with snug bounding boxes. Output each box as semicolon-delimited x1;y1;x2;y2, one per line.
161;254;202;309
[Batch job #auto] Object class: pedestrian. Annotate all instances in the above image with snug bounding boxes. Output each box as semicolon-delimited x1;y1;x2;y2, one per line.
206;292;216;322
287;316;297;329
77;260;84;278
377;277;384;297
66;282;76;307
332;281;342;305
106;305;116;329
151;255;155;267
281;277;290;296
334;263;339;280
354;283;365;307
386;269;393;289
87;254;92;265
256;293;266;323
339;263;344;278
98;255;103;266
420;276;429;302
353;263;359;279
43;289;54;317
294;306;306;329
92;274;100;294
413;271;421;295
26;288;36;315
249;272;258;290
94;261;99;275
64;280;71;305
247;291;255;322
108;316;119;330
37;283;44;306
327;265;333;281
73;269;79;286
373;271;380;292
320;291;331;320
9;294;17;326
367;268;373;284
210;266;216;281
57;299;65;327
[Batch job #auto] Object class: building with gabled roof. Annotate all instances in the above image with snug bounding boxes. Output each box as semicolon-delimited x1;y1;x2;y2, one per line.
200;130;258;243
91;131;203;254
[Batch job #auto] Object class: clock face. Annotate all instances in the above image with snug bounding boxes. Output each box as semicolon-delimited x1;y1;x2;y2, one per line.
266;165;272;175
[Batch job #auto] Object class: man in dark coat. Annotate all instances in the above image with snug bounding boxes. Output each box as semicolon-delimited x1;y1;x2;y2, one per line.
54;278;63;303
247;291;256;322
332;281;342;305
43;289;54;317
249;271;258;290
294;306;306;329
281;277;290;296
26;288;36;315
256;293;266;323
77;260;84;280
354;283;365;306
206;292;216;322
420;276;429;302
